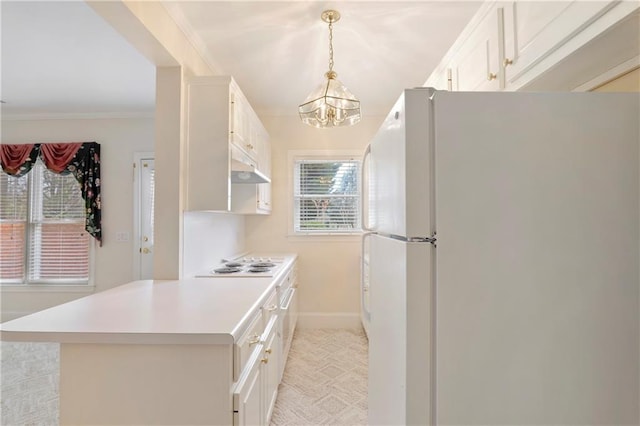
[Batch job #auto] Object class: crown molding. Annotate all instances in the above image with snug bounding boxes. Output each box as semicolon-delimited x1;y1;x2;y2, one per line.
1;111;155;121
160;2;224;75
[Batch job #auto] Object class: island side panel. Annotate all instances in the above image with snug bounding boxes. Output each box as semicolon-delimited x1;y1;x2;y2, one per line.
60;343;234;425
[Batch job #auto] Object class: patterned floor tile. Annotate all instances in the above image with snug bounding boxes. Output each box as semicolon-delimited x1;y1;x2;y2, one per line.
270;328;368;426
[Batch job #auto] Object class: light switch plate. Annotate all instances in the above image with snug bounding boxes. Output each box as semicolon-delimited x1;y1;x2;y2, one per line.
115;231;130;242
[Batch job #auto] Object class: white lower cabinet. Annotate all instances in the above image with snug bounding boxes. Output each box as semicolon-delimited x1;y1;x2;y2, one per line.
234;347;264;426
233;293;282;426
262;316;280;423
37;258;299;426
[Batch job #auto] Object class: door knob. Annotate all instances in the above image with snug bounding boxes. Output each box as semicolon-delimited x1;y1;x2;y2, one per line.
142;247;151;254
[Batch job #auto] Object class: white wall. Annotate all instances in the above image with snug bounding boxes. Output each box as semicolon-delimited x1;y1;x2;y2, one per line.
1;117;154;321
183;212;245;277
154;66;184;280
246;114;384;328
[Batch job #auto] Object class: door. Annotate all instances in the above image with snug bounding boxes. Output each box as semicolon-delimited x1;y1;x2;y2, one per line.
368;235;432;426
134;154;155;279
433;92;639;424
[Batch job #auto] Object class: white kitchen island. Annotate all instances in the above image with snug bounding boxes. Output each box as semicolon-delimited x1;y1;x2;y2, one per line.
0;255;297;425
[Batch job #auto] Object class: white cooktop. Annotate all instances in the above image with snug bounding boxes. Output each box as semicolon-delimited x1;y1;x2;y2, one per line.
195;255;285;278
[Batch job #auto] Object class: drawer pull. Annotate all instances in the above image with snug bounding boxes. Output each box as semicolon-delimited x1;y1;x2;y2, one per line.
261;357;269;364
249;334;261;346
267;304;278;312
265;348;272;354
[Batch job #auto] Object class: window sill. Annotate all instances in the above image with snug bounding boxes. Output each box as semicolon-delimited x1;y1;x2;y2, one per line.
287;232;363;243
0;284;96;293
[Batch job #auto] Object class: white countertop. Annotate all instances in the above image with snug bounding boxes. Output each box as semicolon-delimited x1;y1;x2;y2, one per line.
0;255;296;345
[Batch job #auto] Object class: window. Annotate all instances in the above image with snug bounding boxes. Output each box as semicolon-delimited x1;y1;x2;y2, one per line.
0;160;91;284
293;156;361;234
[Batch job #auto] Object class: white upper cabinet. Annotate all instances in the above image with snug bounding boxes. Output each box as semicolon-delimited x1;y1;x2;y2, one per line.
501;1;575;84
185;76;271;213
231;90;260;162
501;0;626;90
454;6;503;91
231;132;272;214
257;132;272;213
425;0;639;92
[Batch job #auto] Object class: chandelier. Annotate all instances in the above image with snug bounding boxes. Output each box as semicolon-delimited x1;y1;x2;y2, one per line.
298;10;361;128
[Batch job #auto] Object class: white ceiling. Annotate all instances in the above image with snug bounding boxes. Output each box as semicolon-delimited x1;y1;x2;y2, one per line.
1;1;156;118
1;1;481;118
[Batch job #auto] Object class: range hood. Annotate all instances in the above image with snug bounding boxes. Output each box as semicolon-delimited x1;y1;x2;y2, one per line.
230;160;270;184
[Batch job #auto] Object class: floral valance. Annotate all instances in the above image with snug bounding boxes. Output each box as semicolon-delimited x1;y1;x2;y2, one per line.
0;142;102;245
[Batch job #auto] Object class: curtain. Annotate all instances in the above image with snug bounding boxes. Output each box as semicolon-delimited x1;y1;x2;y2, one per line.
39;143;82;173
0;142;102;245
0;144;39;176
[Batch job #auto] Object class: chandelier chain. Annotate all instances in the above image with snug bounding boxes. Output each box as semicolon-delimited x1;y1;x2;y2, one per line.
328;20;334;72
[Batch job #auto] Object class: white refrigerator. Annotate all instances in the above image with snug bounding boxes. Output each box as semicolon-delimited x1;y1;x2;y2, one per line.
363;88;639;425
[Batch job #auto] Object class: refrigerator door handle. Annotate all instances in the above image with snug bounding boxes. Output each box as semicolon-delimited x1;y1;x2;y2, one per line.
361;144;373;232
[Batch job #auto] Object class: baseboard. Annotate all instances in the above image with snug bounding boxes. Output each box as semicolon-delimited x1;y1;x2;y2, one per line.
297;312;362;329
1;311;33;323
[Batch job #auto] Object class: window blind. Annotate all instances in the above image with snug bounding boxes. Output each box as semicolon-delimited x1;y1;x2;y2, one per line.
0;161;90;284
28;165;89;282
0;172;27;281
294;159;361;233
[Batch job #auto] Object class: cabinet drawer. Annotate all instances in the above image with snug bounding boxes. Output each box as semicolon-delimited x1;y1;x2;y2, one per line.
262;290;279;326
234;311;264;381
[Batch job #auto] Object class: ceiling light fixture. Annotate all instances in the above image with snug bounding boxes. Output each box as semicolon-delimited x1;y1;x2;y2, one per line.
298;10;361;128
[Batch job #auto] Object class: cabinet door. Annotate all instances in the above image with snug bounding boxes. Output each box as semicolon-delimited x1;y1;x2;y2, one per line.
262;317;279;425
424;66;455;91
231;91;246;146
233;348;263;426
502;1;618;88
454;6;502;91
231;91;256;160
244;121;259;161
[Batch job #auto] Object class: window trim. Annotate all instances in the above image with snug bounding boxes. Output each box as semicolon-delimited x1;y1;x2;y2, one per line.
288;150;364;238
0;162;95;287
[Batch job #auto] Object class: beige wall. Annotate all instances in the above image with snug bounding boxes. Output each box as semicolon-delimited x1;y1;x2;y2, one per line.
246;115;384;327
593;67;640;92
1;117;154;321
